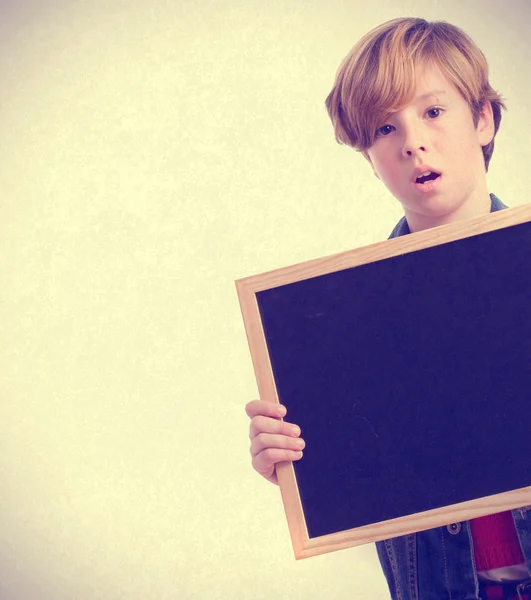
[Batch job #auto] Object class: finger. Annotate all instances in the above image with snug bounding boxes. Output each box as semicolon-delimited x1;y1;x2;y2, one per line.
252;448;304;483
250;433;305;457
249;415;301;441
245;399;287;420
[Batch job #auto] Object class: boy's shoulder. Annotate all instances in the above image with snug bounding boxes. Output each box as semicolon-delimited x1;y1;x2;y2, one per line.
387;194;509;240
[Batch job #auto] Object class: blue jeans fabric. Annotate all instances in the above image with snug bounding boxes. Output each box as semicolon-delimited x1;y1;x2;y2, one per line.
375;509;531;599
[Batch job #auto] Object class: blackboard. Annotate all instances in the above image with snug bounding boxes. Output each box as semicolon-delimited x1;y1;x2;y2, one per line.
236;205;531;559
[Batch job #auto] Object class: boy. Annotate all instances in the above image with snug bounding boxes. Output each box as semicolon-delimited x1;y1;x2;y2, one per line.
245;17;531;600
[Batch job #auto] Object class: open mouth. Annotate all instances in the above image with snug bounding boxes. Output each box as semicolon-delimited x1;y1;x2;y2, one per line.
415;171;441;184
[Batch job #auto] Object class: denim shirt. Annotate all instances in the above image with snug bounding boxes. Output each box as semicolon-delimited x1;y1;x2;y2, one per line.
378;194;531;599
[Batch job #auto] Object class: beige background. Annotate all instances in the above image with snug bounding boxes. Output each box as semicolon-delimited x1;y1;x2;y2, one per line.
1;0;529;598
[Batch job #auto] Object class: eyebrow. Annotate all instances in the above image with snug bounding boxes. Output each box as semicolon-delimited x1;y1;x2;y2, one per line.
385;89;449;118
416;90;447;101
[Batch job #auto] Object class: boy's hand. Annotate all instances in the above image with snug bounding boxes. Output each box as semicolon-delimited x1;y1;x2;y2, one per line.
245;399;305;485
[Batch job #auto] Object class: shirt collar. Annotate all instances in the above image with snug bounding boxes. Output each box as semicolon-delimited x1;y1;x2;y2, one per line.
387;193;508;240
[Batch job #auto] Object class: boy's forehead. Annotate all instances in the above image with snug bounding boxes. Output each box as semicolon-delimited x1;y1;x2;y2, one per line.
386;65;454;113
414;63;456;95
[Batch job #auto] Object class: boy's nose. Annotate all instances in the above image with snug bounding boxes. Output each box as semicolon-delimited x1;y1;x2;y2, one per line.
403;144;427;157
401;127;429;157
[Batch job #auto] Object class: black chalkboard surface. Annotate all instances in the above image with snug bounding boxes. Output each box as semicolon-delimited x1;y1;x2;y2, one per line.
236;205;531;559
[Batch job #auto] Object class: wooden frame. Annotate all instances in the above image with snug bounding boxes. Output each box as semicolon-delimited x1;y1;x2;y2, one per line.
236;204;531;559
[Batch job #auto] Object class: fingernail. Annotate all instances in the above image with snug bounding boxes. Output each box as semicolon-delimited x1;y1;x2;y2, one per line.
295;451;303;458
296;438;305;448
291;426;301;436
278;405;287;416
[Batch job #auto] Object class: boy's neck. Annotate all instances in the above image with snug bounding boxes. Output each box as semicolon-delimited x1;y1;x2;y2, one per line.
403;188;493;234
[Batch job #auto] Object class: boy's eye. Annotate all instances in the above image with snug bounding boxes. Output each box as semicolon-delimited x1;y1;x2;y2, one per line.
375;108;443;138
375;124;394;137
427;107;442;118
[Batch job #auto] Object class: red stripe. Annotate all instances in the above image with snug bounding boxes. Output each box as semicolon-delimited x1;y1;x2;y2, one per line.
483;585;531;600
470;511;525;571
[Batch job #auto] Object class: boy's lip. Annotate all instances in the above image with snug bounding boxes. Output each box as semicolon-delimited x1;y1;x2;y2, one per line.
411;165;442;183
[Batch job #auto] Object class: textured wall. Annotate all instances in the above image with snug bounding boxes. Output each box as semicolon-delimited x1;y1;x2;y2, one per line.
1;0;529;598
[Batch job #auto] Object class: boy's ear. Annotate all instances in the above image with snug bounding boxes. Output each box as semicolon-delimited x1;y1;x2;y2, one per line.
477;100;495;147
364;153;380;180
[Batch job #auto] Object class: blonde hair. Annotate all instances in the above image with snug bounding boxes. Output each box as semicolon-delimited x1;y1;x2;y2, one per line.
325;18;506;171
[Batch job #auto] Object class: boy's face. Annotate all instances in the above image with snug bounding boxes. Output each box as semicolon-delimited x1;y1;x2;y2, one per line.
365;63;495;233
